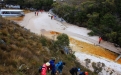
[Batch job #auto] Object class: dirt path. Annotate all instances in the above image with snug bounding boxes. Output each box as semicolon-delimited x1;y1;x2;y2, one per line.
17;12;121;55
14;11;121;75
59;28;121;54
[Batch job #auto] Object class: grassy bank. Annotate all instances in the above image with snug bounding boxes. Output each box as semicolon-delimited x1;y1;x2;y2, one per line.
0;16;97;75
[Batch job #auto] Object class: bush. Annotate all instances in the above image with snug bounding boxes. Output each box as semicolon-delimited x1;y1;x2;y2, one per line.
88;31;95;36
40;36;47;46
56;33;69;46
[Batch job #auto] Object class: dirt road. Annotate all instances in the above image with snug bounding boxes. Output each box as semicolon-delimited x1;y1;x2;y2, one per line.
18;12;121;55
17;11;121;75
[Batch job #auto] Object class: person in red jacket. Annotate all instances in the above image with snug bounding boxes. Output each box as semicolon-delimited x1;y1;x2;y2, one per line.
85;71;88;75
99;36;102;44
41;62;50;75
37;11;38;16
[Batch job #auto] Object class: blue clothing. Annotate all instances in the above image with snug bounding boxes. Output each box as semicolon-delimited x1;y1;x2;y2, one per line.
55;61;64;73
49;60;56;75
79;72;85;75
64;47;69;54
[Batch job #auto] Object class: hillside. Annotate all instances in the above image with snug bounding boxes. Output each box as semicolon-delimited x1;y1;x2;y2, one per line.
0;16;97;75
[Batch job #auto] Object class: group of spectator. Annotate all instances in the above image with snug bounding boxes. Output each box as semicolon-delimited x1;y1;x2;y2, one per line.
40;58;65;75
69;67;88;75
35;10;45;16
39;57;88;75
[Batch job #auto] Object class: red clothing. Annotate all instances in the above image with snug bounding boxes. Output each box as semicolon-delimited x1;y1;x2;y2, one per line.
99;37;102;44
99;37;102;41
41;64;48;75
85;72;88;75
37;12;38;16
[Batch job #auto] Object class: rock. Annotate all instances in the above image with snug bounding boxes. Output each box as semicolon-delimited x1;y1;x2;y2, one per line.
0;40;6;45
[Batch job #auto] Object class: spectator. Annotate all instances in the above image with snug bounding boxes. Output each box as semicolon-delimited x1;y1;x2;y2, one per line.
37;11;38;16
55;61;65;74
69;67;80;75
49;58;56;75
41;62;50;75
79;71;88;75
51;16;53;19
85;71;88;75
35;11;36;16
79;72;85;75
99;36;102;44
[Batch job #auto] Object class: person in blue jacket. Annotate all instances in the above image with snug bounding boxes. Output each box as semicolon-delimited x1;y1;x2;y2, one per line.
49;59;56;75
55;61;65;74
79;71;85;75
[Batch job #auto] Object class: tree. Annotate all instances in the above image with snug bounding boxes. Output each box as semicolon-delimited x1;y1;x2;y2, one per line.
100;13;116;30
55;33;69;47
115;0;121;17
118;37;121;46
105;32;117;42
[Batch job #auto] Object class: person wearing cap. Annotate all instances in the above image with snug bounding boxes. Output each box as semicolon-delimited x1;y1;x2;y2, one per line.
69;67;80;75
41;62;50;75
49;58;56;75
55;61;66;74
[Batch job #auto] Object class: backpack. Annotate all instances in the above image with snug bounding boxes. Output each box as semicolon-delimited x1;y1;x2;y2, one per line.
38;66;45;73
57;61;63;69
58;61;62;66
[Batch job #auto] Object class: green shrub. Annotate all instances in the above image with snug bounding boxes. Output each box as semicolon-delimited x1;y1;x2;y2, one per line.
40;36;47;46
88;31;95;36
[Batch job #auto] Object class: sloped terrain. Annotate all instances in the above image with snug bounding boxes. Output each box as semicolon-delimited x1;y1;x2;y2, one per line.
0;17;97;75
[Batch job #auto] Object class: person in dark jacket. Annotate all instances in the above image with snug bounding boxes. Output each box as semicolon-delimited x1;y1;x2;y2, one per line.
69;67;80;75
49;59;56;75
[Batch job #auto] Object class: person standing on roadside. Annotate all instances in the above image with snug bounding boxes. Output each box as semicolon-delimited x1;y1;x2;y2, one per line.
99;36;102;44
37;11;38;16
51;16;53;20
35;11;36;16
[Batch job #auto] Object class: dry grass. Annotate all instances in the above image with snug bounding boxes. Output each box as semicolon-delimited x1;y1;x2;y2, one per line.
4;16;24;21
0;15;98;75
23;9;31;14
70;37;121;64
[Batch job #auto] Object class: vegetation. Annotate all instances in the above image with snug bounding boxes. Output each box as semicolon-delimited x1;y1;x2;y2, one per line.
52;0;121;47
55;33;69;46
1;0;120;74
0;16;97;75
